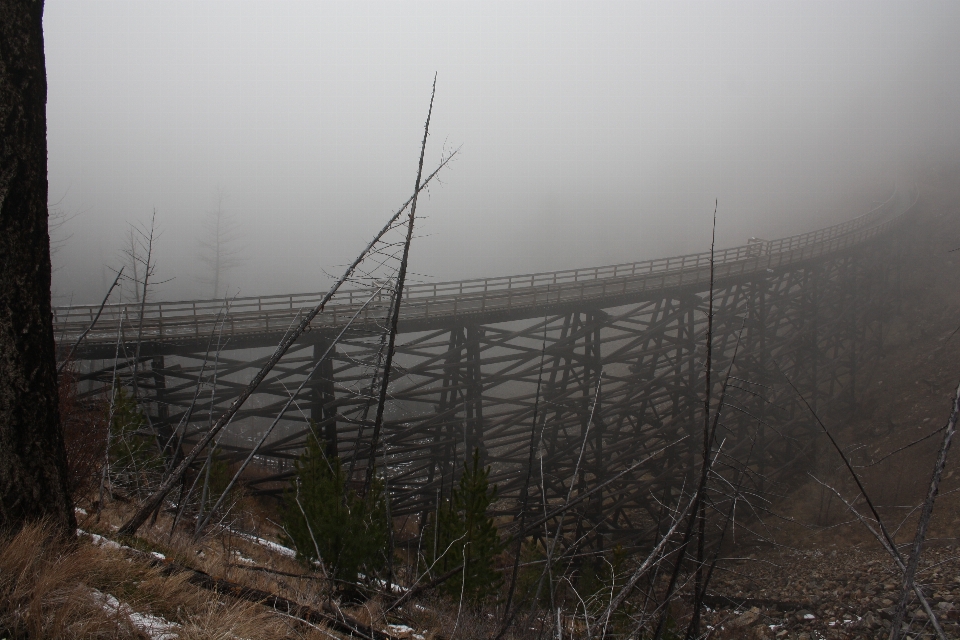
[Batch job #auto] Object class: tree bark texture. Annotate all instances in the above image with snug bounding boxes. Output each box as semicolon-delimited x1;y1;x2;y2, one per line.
0;0;75;534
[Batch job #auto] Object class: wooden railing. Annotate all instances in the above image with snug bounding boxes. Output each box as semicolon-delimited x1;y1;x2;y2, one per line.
53;185;915;347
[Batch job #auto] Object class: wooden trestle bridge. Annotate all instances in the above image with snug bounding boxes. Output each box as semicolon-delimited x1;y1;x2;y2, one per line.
57;185;917;549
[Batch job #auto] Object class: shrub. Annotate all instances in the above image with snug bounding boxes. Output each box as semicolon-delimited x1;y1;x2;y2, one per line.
108;387;161;493
282;434;389;585
425;448;503;606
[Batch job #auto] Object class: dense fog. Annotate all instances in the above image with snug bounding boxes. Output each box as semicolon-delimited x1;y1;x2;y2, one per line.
44;1;960;305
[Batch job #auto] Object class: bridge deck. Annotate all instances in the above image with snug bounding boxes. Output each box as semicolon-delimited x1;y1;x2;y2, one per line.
54;186;911;357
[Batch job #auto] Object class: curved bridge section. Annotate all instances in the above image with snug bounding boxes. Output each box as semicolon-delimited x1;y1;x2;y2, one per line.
59;186;916;548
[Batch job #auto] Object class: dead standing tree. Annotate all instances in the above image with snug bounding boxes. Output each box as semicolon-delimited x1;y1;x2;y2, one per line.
364;73;437;497
123;211;160;402
198;188;244;299
192;76;441;539
117;79;457;538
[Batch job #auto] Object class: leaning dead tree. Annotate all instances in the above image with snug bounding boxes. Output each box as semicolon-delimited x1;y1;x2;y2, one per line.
364;73;437;497
118;81;457;537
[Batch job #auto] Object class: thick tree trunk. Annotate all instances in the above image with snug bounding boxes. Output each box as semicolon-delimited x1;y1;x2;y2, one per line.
0;0;75;534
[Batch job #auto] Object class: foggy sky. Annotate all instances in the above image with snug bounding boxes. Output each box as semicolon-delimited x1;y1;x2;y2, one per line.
44;1;960;305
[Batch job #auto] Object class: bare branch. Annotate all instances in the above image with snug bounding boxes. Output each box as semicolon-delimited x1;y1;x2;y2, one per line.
57;267;123;374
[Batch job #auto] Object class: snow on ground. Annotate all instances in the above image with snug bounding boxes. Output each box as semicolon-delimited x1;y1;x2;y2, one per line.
78;529;166;560
228;528;297;558
91;589;180;640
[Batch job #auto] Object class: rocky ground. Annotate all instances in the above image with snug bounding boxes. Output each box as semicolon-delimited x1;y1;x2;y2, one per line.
688;162;960;639
702;544;960;638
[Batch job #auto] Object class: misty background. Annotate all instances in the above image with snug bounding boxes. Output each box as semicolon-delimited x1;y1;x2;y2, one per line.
43;1;960;305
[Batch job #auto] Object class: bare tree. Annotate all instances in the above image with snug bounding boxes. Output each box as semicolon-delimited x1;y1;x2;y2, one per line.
198;189;243;299
0;0;75;534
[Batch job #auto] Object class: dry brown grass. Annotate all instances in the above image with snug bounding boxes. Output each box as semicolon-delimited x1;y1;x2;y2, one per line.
0;520;336;639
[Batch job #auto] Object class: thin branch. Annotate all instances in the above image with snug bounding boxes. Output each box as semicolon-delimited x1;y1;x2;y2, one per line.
690;199;718;639
811;475;946;640
131;210;157;402
57;267;123;374
496;321;548;640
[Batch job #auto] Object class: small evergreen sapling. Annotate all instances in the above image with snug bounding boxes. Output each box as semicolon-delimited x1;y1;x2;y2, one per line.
108;387;161;494
426;448;503;606
282;433;388;585
200;447;233;513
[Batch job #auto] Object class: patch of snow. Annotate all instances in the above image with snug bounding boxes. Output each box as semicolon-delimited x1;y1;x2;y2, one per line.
387;624;414;634
78;529;121;551
229;530;296;558
78;529;164;560
360;573;408;595
75;507;88;516
92;589;180;640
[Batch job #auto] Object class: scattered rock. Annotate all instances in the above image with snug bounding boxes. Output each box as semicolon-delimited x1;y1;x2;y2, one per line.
735;607;761;627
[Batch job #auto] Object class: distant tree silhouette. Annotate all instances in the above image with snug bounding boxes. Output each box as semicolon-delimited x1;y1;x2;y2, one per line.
0;0;76;534
198;189;243;298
